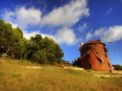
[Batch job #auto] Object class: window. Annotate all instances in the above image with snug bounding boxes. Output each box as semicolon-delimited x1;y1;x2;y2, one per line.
97;57;102;64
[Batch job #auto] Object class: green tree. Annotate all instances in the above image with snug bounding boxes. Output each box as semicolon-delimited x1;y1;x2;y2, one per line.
32;50;48;64
26;34;64;64
0;19;64;64
0;19;26;59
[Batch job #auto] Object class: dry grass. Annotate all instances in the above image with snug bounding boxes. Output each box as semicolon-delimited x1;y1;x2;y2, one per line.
0;58;122;91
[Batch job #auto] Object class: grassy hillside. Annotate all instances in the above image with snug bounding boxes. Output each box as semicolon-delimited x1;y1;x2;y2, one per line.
0;58;122;91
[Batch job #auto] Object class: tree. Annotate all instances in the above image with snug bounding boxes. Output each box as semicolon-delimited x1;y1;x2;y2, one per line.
0;19;64;64
26;34;64;64
113;65;122;70
32;50;48;64
0;19;26;59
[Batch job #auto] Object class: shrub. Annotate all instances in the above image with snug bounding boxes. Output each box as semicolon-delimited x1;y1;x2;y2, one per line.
113;65;122;70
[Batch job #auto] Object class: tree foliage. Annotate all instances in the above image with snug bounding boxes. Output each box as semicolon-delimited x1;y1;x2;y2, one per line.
72;58;81;67
113;65;122;70
0;19;64;64
26;34;64;64
0;19;25;59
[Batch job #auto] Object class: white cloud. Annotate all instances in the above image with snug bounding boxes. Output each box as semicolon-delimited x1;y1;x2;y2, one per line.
86;32;93;40
94;28;106;36
3;7;42;29
2;0;89;45
101;26;122;42
11;23;18;29
92;26;122;42
3;0;89;28
17;7;42;26
23;28;77;45
55;27;76;45
3;11;14;21
42;0;89;26
41;34;56;41
23;31;55;40
23;31;40;40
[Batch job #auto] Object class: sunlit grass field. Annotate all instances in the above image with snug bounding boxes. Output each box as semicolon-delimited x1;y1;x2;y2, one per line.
0;58;122;91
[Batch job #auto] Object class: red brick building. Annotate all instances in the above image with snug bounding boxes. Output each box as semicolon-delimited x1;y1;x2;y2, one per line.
79;40;112;71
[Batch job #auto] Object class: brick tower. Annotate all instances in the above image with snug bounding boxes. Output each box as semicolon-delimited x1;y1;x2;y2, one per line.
79;40;112;71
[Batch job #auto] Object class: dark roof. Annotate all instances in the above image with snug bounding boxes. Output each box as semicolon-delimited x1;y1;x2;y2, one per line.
82;40;105;47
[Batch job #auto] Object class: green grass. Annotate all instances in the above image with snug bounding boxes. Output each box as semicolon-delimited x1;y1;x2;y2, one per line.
0;58;122;91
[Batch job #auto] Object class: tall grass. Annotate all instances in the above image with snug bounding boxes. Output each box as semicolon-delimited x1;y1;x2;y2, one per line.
0;58;122;91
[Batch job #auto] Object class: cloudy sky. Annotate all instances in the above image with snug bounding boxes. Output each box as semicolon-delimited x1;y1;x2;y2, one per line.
0;0;122;65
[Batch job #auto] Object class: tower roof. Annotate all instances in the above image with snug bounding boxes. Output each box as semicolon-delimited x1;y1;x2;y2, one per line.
82;40;105;47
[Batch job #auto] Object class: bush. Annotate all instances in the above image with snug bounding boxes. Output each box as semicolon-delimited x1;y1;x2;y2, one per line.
72;58;81;67
113;65;122;70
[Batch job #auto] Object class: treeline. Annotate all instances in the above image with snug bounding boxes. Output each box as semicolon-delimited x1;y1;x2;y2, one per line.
113;65;122;70
0;19;66;64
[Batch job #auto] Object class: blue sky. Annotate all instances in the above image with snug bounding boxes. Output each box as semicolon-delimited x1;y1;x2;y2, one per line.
0;0;122;65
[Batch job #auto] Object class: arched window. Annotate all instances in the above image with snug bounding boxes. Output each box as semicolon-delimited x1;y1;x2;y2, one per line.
97;57;102;64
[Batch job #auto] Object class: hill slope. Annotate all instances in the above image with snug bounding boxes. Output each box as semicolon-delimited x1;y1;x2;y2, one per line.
0;58;122;91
